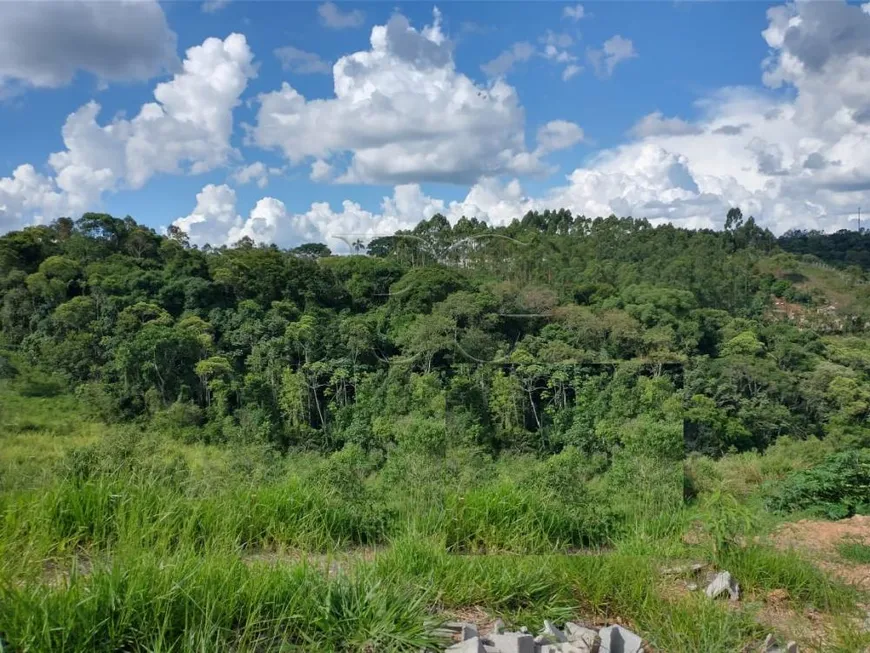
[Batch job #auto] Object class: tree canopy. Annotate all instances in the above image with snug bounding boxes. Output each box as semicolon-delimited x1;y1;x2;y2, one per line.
2;209;870;457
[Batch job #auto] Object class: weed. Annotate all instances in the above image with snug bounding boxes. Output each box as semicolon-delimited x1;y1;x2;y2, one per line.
836;540;870;564
720;545;857;611
699;489;758;557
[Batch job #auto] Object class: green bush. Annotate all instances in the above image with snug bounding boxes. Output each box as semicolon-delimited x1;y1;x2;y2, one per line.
766;449;870;518
4;471;392;553
15;370;64;397
74;382;121;422
0;351;17;379
151;400;205;441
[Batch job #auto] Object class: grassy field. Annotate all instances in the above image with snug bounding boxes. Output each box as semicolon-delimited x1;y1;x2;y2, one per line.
1;383;868;652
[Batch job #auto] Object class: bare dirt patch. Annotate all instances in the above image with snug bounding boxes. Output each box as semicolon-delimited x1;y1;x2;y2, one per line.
772;515;870;589
241;545;382;576
41;552;93;588
754;602;830;653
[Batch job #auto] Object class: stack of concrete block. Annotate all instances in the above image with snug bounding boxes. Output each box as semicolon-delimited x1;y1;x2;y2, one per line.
443;620;645;653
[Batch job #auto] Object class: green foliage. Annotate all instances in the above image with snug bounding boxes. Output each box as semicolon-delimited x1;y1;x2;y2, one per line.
1;211;868;458
14;369;65;397
0;351;16;379
3;211;870;650
719;545;856;610
151;400;205;438
0;552;441;653
620;414;684;461
766;450;870;518
442;480;615;553
0;385;866;651
699;489;757;557
721;330;765;357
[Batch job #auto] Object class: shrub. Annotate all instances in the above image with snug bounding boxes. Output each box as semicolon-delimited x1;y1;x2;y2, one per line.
151;400;205;440
699;489;757;557
619;415;684;461
15;370;64;397
74;382;120;422
766;449;870;518
520;446;606;504
0;350;17;379
228;407;276;444
683;454;721;500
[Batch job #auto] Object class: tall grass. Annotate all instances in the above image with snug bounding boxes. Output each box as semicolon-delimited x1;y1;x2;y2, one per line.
1;387;866;652
2;473;393;555
2;469;619;557
440;481;615;553
0;550;442;652
1;421;620;557
0;538;773;653
720;545;858;610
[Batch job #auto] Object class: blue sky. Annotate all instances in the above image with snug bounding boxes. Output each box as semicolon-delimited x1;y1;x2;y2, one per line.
1;0;869;250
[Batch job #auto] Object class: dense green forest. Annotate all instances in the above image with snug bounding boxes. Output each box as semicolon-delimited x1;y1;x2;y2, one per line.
3;209;870;651
3;208;870;458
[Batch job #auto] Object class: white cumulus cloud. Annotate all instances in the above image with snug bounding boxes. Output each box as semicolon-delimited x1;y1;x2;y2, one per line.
252;9;550;185
174;183;243;246
186;0;870;246
232;162;279;189
6;0;870;245
0;165;69;232
536;121;584;155
0;0;178;91
0;34;256;226
310;160;334;182
174;183;436;249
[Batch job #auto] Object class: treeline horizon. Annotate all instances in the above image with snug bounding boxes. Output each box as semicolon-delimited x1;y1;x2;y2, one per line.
2;206;870;459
